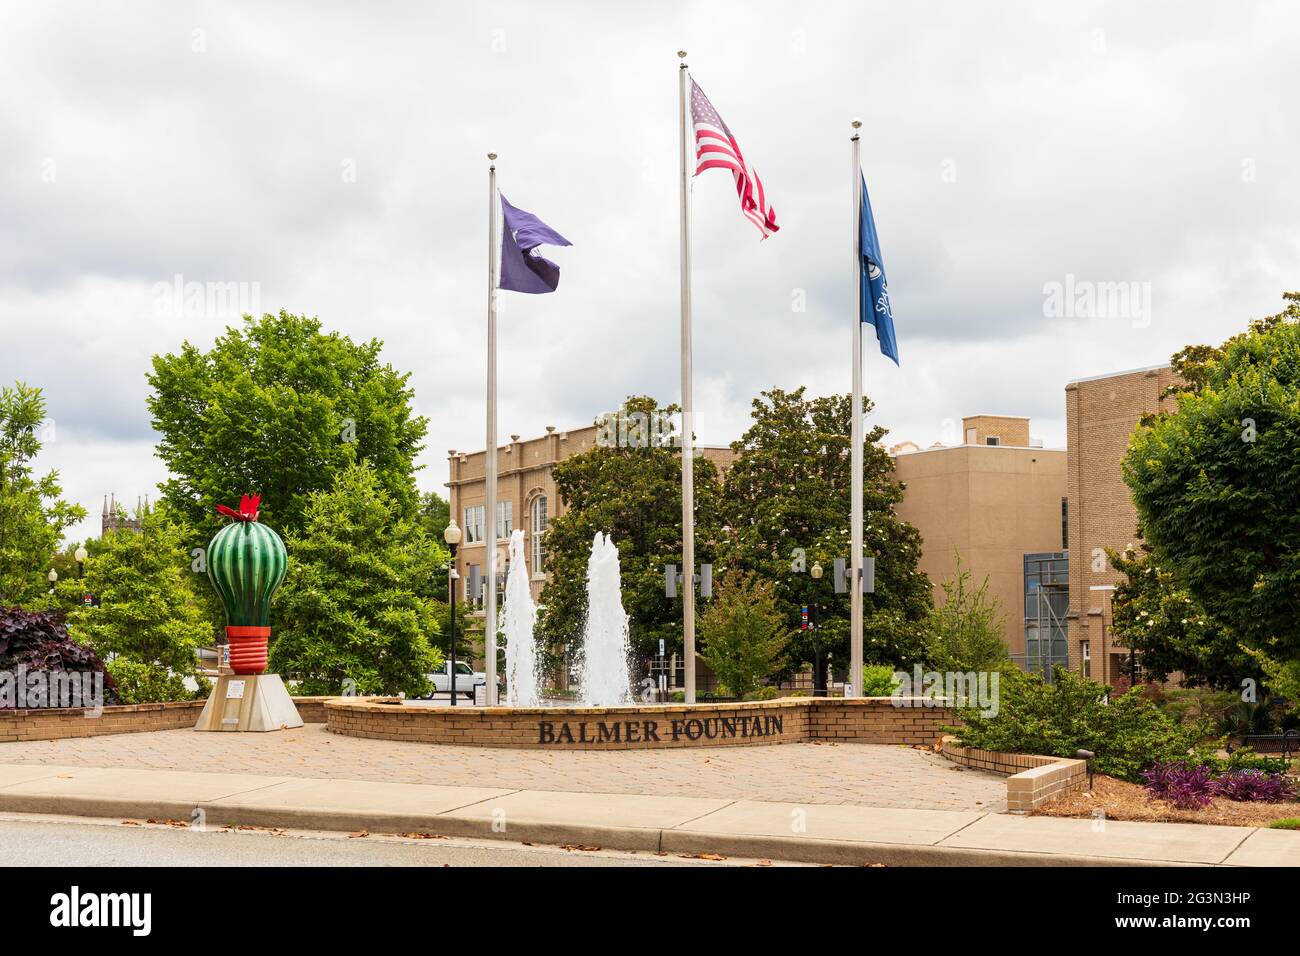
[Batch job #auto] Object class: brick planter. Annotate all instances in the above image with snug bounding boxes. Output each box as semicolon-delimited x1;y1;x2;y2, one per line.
0;695;334;743
940;736;1087;810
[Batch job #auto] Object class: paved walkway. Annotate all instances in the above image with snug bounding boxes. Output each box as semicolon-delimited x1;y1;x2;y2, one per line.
0;762;1294;866
0;725;1005;811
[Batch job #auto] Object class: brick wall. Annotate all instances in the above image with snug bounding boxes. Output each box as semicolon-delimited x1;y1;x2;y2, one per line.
0;696;330;743
326;696;955;751
940;736;1087;810
1066;365;1181;686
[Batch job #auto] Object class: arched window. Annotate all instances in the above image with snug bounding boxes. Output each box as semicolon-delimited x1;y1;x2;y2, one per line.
530;495;548;573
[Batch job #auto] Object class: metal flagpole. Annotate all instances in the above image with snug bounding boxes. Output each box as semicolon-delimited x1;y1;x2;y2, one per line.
677;50;696;704
849;120;864;698
485;151;499;706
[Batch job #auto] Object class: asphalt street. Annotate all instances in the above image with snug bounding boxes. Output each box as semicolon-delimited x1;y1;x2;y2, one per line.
0;813;788;867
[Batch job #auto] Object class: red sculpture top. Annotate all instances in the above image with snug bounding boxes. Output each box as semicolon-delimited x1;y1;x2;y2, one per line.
216;493;261;523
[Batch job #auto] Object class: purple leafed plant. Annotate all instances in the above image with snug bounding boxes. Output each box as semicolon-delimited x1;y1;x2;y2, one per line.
1212;769;1296;803
1141;762;1215;809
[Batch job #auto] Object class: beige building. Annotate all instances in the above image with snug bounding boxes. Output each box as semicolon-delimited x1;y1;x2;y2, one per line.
891;415;1068;663
1065;364;1180;689
446;423;735;624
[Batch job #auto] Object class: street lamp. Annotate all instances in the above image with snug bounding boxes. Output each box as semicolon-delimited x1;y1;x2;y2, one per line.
443;519;462;707
74;545;88;578
47;568;58;594
809;561;825;697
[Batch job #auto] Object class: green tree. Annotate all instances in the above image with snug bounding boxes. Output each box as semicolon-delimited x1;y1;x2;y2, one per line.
536;396;724;670
66;504;212;676
721;386;932;673
147;311;428;543
1109;542;1254;690
1123;293;1300;688
416;490;450;541
923;554;1011;672
697;570;790;699
270;463;445;695
0;382;86;605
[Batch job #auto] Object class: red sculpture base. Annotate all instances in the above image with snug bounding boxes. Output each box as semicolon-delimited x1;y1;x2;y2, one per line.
226;626;270;674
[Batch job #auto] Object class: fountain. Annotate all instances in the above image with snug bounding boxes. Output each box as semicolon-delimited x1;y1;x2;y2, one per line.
578;531;632;706
500;529;541;707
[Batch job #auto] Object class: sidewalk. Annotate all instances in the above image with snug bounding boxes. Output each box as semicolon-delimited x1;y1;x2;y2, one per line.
1;763;1294;866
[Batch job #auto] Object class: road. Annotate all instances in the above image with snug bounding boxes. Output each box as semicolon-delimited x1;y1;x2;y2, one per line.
0;813;791;867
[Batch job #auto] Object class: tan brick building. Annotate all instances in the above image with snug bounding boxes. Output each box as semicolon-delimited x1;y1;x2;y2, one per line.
1065;364;1180;688
446;423;735;619
890;416;1068;664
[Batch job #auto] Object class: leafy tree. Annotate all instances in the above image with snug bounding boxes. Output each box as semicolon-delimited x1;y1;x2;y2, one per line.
1124;293;1300;690
721;386;932;674
66;504;213;676
697;571;790;699
1109;543;1254;690
416;490;450;542
536;396;724;670
0;605;119;707
270;463;445;695
147;311;428;543
0;382;86;605
922;554;1011;673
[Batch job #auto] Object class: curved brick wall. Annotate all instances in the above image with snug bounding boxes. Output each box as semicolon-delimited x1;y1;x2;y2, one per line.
325;696;956;750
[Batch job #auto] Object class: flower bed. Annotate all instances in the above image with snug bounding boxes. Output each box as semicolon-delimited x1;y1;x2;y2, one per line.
1032;773;1300;828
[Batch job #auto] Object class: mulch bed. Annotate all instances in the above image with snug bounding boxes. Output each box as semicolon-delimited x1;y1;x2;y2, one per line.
1032;774;1300;828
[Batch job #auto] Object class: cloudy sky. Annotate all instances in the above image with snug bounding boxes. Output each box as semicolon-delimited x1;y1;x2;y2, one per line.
2;0;1297;544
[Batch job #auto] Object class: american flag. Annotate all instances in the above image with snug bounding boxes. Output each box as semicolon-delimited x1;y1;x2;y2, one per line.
690;78;779;239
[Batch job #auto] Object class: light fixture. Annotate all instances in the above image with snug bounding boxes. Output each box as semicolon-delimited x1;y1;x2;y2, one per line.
47;569;58;584
811;561;823;580
443;520;462;547
74;545;88;564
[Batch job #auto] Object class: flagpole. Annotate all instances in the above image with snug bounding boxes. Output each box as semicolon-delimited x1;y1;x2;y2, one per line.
677;49;696;705
485;151;499;706
849;119;864;698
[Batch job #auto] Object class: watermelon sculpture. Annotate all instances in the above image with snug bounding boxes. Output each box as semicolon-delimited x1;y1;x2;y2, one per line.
206;494;287;675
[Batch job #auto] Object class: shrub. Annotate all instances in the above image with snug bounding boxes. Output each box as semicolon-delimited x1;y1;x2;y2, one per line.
862;664;901;697
0;605;118;707
697;571;789;702
105;659;193;704
1142;762;1215;809
742;685;779;701
952;667;1205;782
1212;769;1295;803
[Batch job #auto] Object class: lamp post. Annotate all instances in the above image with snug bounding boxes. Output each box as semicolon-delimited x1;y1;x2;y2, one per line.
810;561;825;697
47;568;57;594
74;545;87;578
444;519;462;707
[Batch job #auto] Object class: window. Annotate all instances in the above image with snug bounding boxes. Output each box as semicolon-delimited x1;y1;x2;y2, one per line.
1061;497;1069;550
463;505;485;544
985;436;1000;446
530;495;548;573
1081;640;1091;678
496;500;513;538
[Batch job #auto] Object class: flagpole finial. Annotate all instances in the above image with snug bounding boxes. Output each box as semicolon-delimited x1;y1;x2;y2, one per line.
677;49;687;67
851;118;862;141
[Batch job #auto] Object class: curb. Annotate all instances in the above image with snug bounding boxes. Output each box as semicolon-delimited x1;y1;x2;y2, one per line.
0;792;1180;867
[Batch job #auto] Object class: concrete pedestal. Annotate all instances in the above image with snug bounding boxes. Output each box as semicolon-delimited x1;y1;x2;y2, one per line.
195;673;303;733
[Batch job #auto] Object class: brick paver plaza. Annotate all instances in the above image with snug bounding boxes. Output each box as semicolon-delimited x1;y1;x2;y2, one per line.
0;725;1005;811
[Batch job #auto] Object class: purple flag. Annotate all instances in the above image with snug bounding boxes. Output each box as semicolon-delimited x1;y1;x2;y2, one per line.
498;194;571;294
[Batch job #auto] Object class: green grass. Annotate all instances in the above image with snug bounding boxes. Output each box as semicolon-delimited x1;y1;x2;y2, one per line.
1268;818;1300;830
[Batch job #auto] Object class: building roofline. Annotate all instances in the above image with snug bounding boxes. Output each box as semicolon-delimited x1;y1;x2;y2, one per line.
890;443;1066;457
1067;362;1172;386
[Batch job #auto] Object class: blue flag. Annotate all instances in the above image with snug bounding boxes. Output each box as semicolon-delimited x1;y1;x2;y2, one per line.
499;194;571;294
859;173;898;364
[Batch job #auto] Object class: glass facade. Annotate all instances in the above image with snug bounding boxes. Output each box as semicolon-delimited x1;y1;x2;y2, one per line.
1020;551;1069;680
